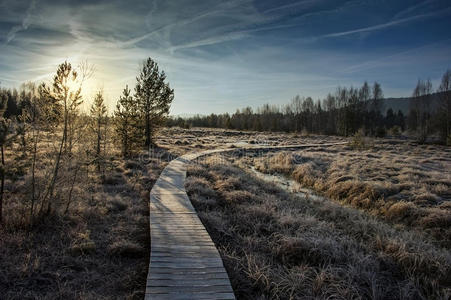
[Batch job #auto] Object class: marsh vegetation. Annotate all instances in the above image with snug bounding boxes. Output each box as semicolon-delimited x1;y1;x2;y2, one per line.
186;149;450;299
0;58;174;299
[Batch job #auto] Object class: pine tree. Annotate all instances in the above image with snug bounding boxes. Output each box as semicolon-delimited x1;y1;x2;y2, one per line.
0;93;7;224
135;57;174;147
0;92;14;224
114;86;139;157
90;91;107;171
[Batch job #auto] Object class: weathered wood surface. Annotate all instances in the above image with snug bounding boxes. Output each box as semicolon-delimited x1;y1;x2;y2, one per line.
146;152;235;300
146;142;347;299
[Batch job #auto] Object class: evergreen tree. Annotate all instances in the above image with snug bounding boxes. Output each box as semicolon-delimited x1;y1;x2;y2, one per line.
90;91;107;171
114;86;139;157
0;93;7;224
0;92;14;224
135;58;174;147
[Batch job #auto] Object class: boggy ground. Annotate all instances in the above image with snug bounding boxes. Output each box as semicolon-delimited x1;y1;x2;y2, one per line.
0;135;173;299
156;127;346;155
3;126;449;298
238;140;451;248
186;155;451;299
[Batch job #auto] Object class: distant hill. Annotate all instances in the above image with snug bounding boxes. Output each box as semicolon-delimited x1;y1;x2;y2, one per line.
382;92;444;115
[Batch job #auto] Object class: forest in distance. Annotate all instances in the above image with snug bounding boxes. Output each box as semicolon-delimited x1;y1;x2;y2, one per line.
2;69;450;146
168;70;451;145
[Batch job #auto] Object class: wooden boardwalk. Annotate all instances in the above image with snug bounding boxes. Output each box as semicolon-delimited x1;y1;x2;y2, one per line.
146;152;235;300
145;143;347;299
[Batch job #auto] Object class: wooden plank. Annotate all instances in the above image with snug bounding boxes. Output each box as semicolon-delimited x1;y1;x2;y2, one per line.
151;236;214;241
148;272;229;280
145;292;235;300
147;285;234;293
150;261;224;268
151;250;219;257
150;232;209;236
151;245;218;250
147;278;232;287
150;257;223;263
148;267;227;274
150;253;219;259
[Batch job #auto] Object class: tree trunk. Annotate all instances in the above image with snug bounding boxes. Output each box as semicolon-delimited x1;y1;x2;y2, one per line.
30;131;38;225
0;145;4;224
97;116;101;172
64;164;79;214
145;112;151;147
41;106;66;215
63;97;68;153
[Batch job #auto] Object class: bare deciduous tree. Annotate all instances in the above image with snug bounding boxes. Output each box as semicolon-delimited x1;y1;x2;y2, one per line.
437;69;451;144
410;79;433;143
39;61;82;214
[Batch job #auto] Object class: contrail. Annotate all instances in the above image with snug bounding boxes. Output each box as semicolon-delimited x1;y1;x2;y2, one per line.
6;0;37;44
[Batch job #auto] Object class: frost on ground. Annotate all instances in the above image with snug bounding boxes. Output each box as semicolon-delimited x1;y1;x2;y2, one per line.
186;154;451;299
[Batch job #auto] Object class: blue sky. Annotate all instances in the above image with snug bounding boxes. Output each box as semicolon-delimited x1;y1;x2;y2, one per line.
1;0;451;115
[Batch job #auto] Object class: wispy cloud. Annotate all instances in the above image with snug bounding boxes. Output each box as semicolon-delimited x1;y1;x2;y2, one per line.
392;0;433;20
343;38;451;74
1;0;451;114
169;32;248;53
263;0;321;14
320;7;451;39
6;0;36;43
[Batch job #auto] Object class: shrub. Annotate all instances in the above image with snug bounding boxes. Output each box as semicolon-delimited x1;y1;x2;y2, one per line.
388;126;402;137
375;126;386;138
108;240;145;258
386;202;417;222
69;241;96;255
107;196;128;212
69;230;96;255
222;190;253;205
103;173;124;185
350;129;366;150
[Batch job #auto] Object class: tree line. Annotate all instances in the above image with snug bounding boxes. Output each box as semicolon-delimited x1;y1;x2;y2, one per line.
168;70;451;144
0;57;173;225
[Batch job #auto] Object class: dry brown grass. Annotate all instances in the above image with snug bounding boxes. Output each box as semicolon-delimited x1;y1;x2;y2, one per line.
0;134;169;299
246;140;451;247
186;157;451;299
3;126;448;298
155;126;345;155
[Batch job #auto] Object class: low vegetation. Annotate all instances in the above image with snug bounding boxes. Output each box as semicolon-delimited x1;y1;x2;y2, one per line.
186;155;451;299
0;144;169;298
156;127;346;155
242;140;451;248
0;58;175;298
